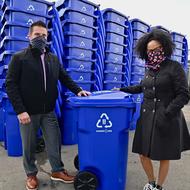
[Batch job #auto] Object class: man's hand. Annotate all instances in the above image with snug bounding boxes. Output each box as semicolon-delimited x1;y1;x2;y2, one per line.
17;112;31;125
111;88;120;91
77;90;91;97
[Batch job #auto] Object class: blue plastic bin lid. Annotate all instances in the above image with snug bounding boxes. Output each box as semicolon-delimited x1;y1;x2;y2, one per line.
104;80;125;84
0;79;5;88
67;90;135;107
104;70;125;75
130;18;150;28
0;64;8;74
34;0;54;6
65;56;96;63
0;50;15;62
0;91;8;103
0;21;30;35
62;20;98;30
66;67;95;73
56;0;99;8
1;6;52;21
1;0;53;8
104;60;126;65
60;7;98;18
102;8;128;19
171;31;186;39
0;36;28;49
64;31;97;40
151;25;170;33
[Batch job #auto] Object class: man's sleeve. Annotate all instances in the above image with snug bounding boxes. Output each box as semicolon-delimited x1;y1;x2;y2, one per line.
58;58;82;95
5;55;26;114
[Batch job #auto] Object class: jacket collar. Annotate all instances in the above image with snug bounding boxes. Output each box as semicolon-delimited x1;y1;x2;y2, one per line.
28;45;50;57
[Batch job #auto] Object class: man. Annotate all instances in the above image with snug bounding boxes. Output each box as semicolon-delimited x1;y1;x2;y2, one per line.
5;20;90;190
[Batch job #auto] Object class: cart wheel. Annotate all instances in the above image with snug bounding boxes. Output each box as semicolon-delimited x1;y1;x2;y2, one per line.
74;154;79;170
74;171;98;190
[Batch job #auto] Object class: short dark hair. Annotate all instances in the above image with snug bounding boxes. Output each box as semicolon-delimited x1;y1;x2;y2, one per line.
135;29;175;61
29;20;47;34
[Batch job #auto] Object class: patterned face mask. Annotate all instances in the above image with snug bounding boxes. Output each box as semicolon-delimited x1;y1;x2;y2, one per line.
146;48;166;71
30;36;47;53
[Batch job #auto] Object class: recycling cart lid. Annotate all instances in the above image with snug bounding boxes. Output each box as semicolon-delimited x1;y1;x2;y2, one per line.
67;91;135;107
0;92;8;103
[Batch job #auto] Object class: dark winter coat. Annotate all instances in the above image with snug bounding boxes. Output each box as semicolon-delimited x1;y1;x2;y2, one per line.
5;47;82;115
120;58;190;160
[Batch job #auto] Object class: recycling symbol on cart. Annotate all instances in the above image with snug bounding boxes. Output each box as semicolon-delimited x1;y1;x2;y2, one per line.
96;113;112;133
27;5;35;11
27;19;34;25
81;6;87;12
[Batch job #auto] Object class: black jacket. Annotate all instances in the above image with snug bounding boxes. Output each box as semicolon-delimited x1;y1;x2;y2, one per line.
5;47;82;115
121;59;190;160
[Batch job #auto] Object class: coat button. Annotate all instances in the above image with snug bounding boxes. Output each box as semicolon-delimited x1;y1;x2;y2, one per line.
143;87;146;90
143;109;146;112
154;98;157;102
152;109;155;113
152;86;155;90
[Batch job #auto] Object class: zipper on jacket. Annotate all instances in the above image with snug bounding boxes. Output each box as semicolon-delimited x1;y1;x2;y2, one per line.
39;55;47;114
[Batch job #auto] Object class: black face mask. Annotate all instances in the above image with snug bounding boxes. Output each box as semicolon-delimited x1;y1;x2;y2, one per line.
30;36;47;53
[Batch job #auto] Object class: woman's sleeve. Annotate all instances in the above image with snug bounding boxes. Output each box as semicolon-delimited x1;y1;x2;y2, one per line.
166;63;190;116
120;82;143;94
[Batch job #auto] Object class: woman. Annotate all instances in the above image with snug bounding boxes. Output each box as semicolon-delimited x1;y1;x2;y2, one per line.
115;29;190;190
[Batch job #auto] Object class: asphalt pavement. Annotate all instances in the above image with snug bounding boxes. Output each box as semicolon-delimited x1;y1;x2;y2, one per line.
0;104;190;190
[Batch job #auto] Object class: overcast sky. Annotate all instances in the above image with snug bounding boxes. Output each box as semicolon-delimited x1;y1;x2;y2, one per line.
92;0;189;40
48;0;190;51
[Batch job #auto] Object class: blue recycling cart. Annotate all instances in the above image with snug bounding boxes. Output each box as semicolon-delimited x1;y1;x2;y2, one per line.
5;98;22;156
61;102;78;145
67;91;135;190
0;92;7;142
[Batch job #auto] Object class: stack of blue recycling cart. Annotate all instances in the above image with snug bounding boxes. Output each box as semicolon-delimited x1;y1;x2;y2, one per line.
0;0;52;156
54;0;106;144
171;32;188;73
129;19;150;130
48;5;65;120
130;19;150;86
55;0;104;93
102;8;133;90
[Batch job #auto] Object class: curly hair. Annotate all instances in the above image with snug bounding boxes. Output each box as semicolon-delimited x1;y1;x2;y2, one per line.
135;29;175;61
